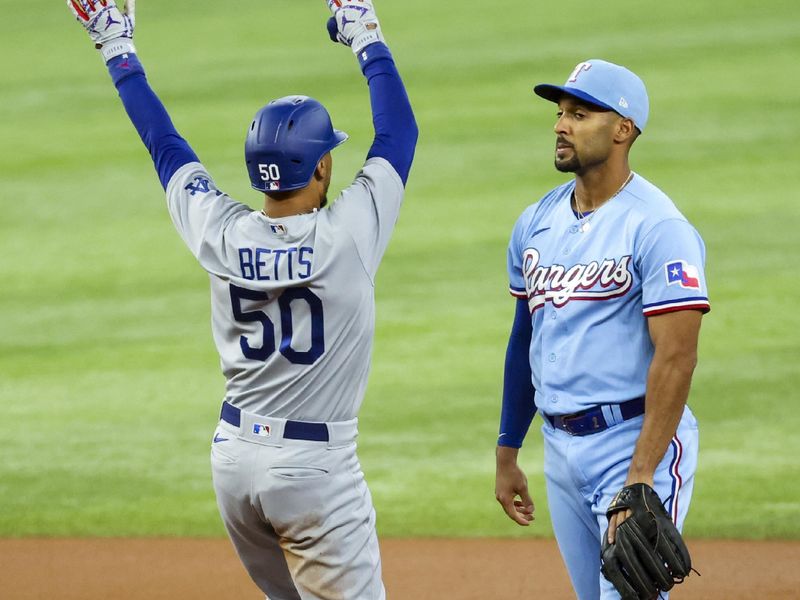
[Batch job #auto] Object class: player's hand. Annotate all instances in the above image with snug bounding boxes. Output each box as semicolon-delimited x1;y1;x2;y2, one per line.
68;0;136;62
325;0;385;55
606;509;632;544
495;448;535;526
607;473;654;543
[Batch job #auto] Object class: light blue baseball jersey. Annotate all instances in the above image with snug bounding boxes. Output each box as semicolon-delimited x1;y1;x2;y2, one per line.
507;173;710;415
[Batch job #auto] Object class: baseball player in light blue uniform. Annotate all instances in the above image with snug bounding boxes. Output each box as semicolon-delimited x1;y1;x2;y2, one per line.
68;1;417;598
494;60;710;599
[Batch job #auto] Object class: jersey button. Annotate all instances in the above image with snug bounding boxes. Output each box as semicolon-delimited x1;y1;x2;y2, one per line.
548;353;557;362
563;248;570;255
550;394;558;404
550;312;557;320
569;225;579;234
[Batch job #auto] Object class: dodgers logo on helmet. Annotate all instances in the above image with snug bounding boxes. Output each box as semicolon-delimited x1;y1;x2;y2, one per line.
245;96;348;193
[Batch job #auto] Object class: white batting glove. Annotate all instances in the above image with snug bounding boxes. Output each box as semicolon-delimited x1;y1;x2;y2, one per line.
68;0;136;62
326;0;385;55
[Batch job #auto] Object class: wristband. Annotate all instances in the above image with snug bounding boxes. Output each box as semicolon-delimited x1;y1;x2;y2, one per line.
100;38;136;63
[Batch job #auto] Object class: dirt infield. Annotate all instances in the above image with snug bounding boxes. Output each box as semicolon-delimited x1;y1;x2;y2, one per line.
3;538;798;599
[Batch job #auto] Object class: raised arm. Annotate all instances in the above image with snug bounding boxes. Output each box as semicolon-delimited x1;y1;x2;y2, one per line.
326;0;418;184
68;0;198;189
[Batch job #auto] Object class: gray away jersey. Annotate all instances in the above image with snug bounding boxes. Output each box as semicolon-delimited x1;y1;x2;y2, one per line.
165;157;404;422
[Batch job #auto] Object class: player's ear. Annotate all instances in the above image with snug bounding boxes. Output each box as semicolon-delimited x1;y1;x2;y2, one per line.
313;155;329;181
614;117;636;145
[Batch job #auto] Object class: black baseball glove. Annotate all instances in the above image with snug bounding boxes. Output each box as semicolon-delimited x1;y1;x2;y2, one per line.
600;483;693;600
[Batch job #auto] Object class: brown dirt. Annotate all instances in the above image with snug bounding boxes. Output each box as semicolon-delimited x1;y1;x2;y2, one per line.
2;538;798;599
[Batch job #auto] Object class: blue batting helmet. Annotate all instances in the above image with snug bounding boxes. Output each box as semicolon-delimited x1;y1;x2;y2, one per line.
245;96;348;193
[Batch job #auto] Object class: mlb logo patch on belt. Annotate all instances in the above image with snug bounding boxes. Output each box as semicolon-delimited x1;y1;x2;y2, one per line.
253;423;272;437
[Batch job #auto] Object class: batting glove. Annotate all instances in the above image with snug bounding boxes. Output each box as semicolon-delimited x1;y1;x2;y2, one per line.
326;0;385;55
68;0;136;63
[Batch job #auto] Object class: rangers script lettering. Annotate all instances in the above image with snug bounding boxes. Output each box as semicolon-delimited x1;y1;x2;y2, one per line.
522;247;633;310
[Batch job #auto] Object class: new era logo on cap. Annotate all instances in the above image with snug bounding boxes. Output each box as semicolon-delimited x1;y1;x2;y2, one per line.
534;59;650;132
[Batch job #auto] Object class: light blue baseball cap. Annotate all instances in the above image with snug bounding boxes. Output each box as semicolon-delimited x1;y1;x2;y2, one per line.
534;59;649;132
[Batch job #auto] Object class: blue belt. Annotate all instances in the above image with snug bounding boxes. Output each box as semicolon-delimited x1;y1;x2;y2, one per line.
220;402;330;442
544;396;645;436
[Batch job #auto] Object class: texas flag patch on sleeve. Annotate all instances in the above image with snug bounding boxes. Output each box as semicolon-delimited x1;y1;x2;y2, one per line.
665;260;701;289
642;258;710;316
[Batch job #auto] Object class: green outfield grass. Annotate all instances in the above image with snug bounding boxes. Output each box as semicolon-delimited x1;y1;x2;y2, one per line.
1;0;798;539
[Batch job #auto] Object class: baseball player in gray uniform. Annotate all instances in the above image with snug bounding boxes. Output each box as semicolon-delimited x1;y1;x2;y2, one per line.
68;1;417;598
495;60;709;599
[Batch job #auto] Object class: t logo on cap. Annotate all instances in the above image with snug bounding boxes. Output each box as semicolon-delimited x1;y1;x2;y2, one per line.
567;62;592;83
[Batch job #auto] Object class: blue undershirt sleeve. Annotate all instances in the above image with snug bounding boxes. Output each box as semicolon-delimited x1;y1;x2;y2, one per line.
357;43;418;185
498;298;537;448
107;53;199;190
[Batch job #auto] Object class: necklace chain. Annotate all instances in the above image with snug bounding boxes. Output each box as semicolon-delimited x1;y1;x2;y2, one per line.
574;172;634;233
